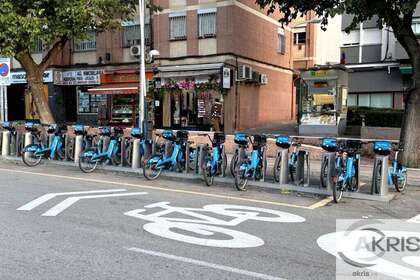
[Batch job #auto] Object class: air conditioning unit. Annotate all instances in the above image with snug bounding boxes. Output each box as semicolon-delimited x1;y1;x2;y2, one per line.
259;74;269;85
252;71;260;83
237;65;252;81
130;45;141;57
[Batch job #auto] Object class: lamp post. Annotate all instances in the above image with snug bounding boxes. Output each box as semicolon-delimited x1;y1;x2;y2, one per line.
138;0;147;134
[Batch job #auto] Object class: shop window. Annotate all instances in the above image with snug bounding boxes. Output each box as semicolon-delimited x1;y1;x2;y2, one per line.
123;24;151;47
412;19;420;36
278;30;286;54
370;93;393;108
358;94;370;107
294;32;306;45
348;94;357;107
78;90;106;114
74;31;96;51
198;11;216;38
169;14;187;40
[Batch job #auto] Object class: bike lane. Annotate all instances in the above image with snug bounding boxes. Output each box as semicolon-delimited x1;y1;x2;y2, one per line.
1;162;418;279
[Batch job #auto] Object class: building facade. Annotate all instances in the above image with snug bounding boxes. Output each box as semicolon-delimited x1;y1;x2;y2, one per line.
152;0;295;133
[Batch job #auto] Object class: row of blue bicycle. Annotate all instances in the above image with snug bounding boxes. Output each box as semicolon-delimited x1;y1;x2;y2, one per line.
3;121;407;204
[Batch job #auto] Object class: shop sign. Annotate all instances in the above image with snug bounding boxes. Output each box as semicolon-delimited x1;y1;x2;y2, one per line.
11;70;53;84
0;58;11;86
222;67;231;89
54;70;101;85
310;70;328;77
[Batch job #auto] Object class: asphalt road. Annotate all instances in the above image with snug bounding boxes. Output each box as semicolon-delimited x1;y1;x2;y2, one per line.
0;161;419;280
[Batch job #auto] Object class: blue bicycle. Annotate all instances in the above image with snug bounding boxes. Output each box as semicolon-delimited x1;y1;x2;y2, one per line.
78;127;125;173
200;132;227;186
320;137;342;188
22;123;66;167
143;130;196;180
331;140;361;203
273;136;310;185
234;134;267;191
125;128;152;167
372;141;407;193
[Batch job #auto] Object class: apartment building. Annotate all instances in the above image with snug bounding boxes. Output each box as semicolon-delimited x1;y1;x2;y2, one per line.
152;0;295;132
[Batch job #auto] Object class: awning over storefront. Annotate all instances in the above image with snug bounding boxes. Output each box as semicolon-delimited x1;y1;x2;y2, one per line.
87;83;138;95
155;63;224;79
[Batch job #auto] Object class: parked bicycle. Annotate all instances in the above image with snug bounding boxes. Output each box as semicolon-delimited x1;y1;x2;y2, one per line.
199;132;227;186
124;128;152;167
22;123;67;167
234;134;267;191
78;127;126;173
230;132;249;176
273;136;310;185
331;140;361;203
372;141;407;193
67;125;96;161
143;130;196;180
319;137;343;189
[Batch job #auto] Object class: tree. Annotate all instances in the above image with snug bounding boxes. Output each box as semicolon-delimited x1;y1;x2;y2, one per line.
0;0;137;124
255;0;420;167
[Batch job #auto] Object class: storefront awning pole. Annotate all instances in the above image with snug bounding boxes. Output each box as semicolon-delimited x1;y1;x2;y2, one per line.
139;0;147;134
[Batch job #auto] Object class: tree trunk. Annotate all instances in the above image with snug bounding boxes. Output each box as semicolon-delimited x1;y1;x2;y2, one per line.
27;70;55;124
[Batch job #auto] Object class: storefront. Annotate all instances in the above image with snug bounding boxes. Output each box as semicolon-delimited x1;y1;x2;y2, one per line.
87;70;154;127
8;70;53;121
154;63;230;131
53;69;102;124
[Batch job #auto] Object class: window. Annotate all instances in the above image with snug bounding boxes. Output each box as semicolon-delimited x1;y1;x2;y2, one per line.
347;94;357;107
78;89;107;114
294;32;306;44
123;24;151;47
74;31;96;51
198;10;216;38
31;39;43;53
356;93;393;108
170;13;187;40
278;29;286;54
412;20;420;36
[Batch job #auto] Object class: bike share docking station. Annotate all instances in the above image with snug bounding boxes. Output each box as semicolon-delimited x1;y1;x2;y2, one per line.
371;141;391;196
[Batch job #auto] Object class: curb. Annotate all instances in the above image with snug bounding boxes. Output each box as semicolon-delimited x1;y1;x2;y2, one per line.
0;156;396;203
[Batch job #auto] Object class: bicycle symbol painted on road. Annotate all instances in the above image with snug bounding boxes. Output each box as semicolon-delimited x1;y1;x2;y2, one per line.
124;202;306;248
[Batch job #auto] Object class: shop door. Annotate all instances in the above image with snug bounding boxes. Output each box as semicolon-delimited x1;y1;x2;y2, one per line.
63;87;77;123
7;85;26;121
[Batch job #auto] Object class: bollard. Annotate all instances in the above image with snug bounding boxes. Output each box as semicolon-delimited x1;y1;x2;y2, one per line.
323;153;336;192
9;132;16;156
197;144;208;175
278;149;289;185
132;139;141;169
24;132;32;147
371;156;389;196
1;131;10;156
73;135;83;163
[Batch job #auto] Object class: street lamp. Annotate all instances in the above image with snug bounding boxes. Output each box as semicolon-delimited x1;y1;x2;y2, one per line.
138;0;147;134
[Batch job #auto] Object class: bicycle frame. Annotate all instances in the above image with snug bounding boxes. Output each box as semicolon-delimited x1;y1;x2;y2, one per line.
337;153;358;188
207;146;221;174
387;151;407;184
90;138;119;162
150;142;182;169
28;134;63;159
239;148;261;178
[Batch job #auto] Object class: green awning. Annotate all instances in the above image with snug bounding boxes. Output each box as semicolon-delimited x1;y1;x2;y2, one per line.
400;66;413;75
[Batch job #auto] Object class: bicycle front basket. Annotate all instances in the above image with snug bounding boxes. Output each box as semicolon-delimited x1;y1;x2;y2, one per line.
162;129;175;141
234;132;248;145
373;141;391;156
47;124;58;134
275;135;290;149
176;130;189;142
213;132;226;145
321;138;337;152
253;134;267;147
74;125;86;136
131;128;144;139
99;127;111;136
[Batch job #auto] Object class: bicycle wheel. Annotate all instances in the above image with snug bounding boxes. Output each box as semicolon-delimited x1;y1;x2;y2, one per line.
234;161;248;191
22;144;43;167
273;154;282;182
332;166;344;203
221;151;228;176
393;172;407;192
78;148;98;173
230;152;238;176
202;161;214;186
372;160;382;194
320;159;328;188
143;155;163;180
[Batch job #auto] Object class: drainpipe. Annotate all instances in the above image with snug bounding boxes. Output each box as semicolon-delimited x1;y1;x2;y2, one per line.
234;55;239;131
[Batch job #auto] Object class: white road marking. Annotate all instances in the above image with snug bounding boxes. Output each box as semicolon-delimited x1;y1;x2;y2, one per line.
17;189;127;211
407;214;420;223
127;247;288;280
41;192;148;217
